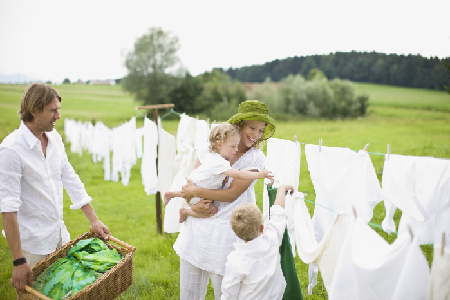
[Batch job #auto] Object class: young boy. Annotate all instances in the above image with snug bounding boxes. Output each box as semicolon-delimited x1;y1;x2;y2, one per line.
220;184;294;300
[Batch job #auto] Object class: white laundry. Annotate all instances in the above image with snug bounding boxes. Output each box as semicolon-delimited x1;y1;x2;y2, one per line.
262;138;301;257
194;119;210;157
164;114;198;233
135;126;144;159
305;144;382;243
381;154;450;244
91;121;112;181
141;117;158;195
288;193;351;293
111;117;138;186
157;119;177;199
427;244;450;300
329;219;430;300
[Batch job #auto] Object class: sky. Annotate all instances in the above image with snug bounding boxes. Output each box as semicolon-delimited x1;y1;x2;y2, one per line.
1;0;449;83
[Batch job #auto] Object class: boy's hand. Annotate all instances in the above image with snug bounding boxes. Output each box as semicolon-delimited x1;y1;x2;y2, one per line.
279;184;295;194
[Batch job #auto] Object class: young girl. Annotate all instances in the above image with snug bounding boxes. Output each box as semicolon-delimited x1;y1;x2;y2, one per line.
164;122;273;222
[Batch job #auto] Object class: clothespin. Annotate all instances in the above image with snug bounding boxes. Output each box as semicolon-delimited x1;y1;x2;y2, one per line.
196;115;199;120
363;143;370;151
442;232;446;256
319;138;323;152
386;144;391;161
206;118;210;124
352;205;358;219
294;135;298;143
407;225;414;242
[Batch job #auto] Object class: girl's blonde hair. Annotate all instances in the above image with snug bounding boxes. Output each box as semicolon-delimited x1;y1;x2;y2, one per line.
19;83;61;122
209;123;240;152
230;203;263;241
233;120;265;150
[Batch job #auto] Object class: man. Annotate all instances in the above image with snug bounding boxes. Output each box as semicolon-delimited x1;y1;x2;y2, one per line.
0;83;110;291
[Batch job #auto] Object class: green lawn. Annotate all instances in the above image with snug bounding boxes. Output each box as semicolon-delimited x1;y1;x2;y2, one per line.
0;83;449;299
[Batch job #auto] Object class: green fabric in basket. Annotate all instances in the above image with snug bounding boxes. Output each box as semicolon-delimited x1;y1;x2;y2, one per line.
32;237;122;300
268;185;303;300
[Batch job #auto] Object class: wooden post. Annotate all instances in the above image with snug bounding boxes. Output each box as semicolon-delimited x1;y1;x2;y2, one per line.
136;104;174;234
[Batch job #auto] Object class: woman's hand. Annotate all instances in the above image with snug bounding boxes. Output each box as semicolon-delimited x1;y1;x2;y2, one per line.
189;200;218;215
181;180;197;200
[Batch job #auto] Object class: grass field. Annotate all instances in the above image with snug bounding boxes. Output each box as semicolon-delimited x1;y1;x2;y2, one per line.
0;83;449;299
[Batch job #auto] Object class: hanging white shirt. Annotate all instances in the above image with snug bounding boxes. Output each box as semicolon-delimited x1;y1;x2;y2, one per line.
381;154;450;244
305;144;382;243
0;122;92;255
329;219;430;300
221;205;287;300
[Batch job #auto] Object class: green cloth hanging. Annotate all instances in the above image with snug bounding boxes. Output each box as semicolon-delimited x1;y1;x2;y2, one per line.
32;237;122;300
268;185;303;300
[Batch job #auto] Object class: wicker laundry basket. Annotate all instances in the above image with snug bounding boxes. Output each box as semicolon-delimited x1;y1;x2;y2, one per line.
17;228;136;300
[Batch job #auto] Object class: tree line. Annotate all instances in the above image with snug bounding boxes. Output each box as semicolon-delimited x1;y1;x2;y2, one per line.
219;52;450;90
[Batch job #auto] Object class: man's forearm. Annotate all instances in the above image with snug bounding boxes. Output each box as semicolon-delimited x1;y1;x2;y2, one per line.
80;203;99;224
1;212;24;260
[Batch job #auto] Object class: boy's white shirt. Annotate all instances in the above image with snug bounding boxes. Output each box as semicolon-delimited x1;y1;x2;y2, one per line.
221;205;287;300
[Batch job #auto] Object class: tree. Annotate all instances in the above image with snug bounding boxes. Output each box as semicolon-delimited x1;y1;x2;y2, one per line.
63;78;71;84
122;27;181;105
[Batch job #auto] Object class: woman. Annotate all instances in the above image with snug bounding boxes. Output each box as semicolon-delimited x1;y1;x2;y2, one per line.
173;100;276;300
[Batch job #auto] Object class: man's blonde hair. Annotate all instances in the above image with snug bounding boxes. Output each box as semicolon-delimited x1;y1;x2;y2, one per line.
19;83;61;122
209;123;240;152
230;203;263;241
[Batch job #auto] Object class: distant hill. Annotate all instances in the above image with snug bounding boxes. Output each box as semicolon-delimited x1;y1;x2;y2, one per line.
217;51;450;91
0;73;41;84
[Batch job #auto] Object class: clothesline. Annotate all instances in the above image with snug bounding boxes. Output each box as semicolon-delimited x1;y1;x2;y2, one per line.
257;179;434;246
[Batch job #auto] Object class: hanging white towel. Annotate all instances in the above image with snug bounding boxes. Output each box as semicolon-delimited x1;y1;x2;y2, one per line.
157;119;176;199
164;114;198;233
141;117;158;195
263;137;301;255
329;219;430;300
381;154;450;244
194;119;210;158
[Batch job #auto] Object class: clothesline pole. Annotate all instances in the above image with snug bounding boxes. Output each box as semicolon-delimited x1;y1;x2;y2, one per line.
136;103;175;235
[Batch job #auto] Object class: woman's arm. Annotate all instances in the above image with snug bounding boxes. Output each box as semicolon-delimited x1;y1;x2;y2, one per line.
182;177;253;203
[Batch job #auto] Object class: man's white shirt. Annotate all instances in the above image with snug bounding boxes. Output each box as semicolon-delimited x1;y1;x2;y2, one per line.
0;122;92;254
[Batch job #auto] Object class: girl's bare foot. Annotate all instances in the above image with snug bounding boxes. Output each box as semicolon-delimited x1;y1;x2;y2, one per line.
164;192;174;206
179;208;188;223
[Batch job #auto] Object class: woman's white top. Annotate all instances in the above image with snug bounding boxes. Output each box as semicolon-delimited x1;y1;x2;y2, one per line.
173;147;266;275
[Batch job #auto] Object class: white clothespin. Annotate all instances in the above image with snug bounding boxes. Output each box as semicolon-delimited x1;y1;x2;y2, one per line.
352;205;358;219
363;143;370;151
206;118;210;124
294;135;298;143
319;138;323;152
386;144;391;161
407;225;414;242
442;233;446;256
196;115;199;120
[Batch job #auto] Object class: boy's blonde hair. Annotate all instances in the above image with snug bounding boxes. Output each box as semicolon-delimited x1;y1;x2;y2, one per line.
230;203;263;241
19;83;61;122
209;122;240;152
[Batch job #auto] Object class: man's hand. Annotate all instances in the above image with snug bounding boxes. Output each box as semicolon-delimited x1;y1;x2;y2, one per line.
11;263;33;291
190;200;218;216
91;220;111;240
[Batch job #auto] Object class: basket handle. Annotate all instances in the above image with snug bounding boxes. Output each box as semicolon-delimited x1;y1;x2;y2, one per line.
89;227;135;251
24;285;53;300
